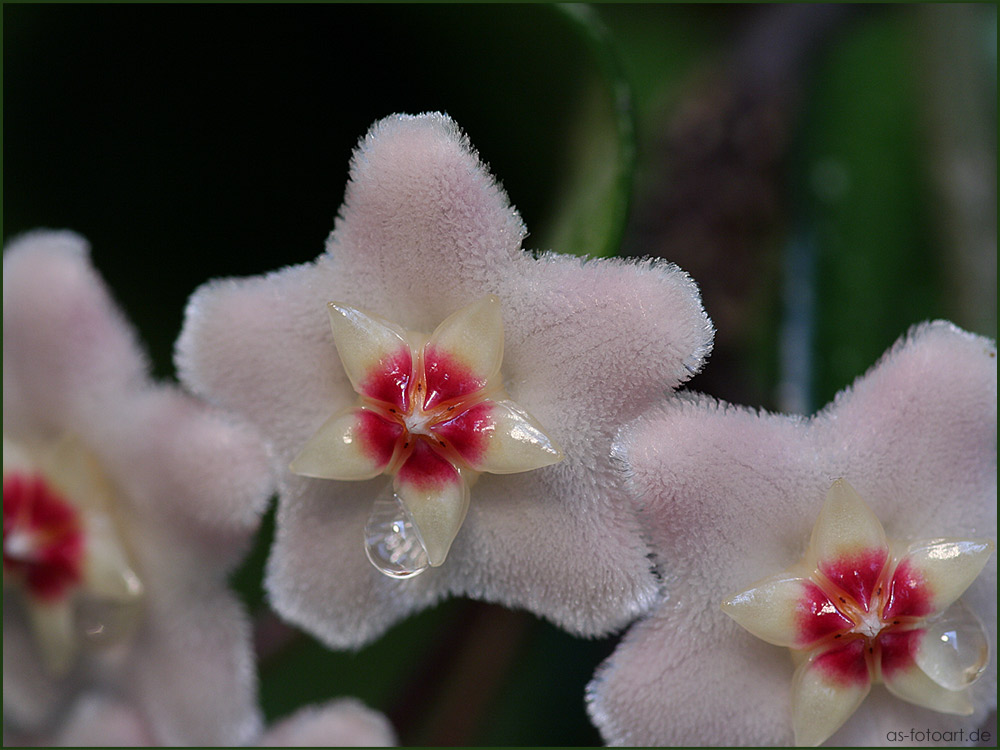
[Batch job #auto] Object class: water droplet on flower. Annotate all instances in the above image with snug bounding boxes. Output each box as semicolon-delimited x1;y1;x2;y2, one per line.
364;488;429;579
76;593;144;648
915;601;990;690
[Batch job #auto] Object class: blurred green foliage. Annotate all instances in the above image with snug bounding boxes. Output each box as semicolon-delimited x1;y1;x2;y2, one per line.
802;9;941;409
4;4;995;745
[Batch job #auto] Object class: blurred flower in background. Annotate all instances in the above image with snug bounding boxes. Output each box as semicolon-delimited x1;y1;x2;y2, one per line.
4;3;996;745
39;695;395;747
3;232;274;745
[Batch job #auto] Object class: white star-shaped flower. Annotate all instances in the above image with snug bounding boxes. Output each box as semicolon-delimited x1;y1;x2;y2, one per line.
587;322;996;746
723;478;992;745
290;295;563;576
176;112;715;648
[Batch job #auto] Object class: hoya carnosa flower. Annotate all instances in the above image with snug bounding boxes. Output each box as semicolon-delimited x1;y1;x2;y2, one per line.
176;112;714;648
3;232;274;744
724;478;993;745
289;295;564;575
587;322;996;746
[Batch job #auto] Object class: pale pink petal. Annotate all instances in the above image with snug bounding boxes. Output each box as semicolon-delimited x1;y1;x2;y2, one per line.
590;322;996;745
329;113;528;317
28;693;396;748
884;539;994;621
442;469;661;637
102;494;266;747
291;407;402;480
259;698;396;747
879;630;974;715
274;457;658;649
175;259;355;451
807;478;889;611
326;303;413;409
791;641;871;746
818;323;996;545
422;295;504;409
125;571;261;746
722;573;852;649
3;231;147;440
496;251;713;440
87;386;274;571
437;399;563;474
266;477;445;648
2;601;78;731
180;112;712;645
268;469;660;647
52;695;154;746
395;443;469;567
586;609;796;745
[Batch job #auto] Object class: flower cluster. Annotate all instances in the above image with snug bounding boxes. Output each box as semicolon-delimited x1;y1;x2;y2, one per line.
4;113;994;747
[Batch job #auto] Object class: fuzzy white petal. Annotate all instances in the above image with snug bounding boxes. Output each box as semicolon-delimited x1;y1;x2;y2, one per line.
259;699;396;747
53;695;154;746
126;575;262;746
3;231;147;441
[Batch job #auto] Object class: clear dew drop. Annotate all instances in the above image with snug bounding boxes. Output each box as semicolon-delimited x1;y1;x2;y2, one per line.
75;592;144;650
915;601;991;691
364;488;430;579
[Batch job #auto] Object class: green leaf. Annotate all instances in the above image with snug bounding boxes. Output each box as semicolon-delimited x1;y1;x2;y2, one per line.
795;10;945;407
532;5;636;259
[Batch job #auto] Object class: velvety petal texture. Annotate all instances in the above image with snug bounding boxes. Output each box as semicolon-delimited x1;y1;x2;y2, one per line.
30;695;395;747
259;699;397;747
176;112;714;647
52;695;154;746
587;322;996;746
3;232;274;744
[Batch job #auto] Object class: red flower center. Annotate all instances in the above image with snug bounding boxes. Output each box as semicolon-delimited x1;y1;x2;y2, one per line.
3;472;85;602
803;551;933;685
357;344;494;478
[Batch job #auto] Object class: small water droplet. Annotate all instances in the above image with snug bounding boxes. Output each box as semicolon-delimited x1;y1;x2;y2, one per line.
915;601;990;690
76;594;143;649
364;488;429;579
